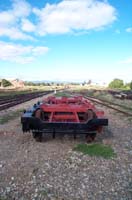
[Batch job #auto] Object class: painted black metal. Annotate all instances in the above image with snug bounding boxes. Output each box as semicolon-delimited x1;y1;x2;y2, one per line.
21;110;108;134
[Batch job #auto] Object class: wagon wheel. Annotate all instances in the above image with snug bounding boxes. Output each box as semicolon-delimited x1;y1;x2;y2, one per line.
35;109;42;119
86;110;97;143
35;132;42;142
32;109;43;142
87;109;97;121
86;135;93;143
32;131;42;142
84;109;95;122
86;133;96;143
32;131;37;138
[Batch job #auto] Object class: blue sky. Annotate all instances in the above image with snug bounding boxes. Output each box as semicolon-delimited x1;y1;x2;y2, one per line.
0;0;132;83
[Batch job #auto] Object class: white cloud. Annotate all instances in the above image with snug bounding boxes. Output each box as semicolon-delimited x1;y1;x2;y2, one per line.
12;57;35;64
12;0;31;17
0;27;34;40
0;0;33;40
34;0;117;35
21;18;36;32
119;57;132;64
0;11;15;26
0;41;49;64
126;27;132;33
0;0;117;40
32;46;50;56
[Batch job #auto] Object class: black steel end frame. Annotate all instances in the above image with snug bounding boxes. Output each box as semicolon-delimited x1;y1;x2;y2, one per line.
21;115;108;134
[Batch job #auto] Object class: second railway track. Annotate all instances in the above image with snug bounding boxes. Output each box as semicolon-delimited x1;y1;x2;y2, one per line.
0;91;53;111
84;95;132;117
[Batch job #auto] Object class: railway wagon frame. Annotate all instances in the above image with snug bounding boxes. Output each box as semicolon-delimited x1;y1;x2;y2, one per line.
21;96;108;142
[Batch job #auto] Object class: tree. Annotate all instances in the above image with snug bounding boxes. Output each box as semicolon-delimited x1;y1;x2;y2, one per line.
130;81;132;90
108;79;124;89
87;79;92;84
1;79;12;87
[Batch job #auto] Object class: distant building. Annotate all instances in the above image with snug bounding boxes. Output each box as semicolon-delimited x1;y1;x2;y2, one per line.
11;79;24;88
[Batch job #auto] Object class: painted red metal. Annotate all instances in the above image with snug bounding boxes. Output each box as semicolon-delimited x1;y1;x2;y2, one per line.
39;96;104;123
21;95;108;142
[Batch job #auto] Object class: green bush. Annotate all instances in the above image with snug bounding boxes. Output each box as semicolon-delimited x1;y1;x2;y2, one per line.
130;81;132;90
108;79;124;89
1;79;12;87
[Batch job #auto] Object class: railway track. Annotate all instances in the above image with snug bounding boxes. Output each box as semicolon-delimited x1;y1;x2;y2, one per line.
108;90;132;100
0;91;53;111
84;95;132;117
1;89;131;117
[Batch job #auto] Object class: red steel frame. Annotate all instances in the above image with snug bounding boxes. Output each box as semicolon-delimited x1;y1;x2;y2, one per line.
21;95;108;142
39;96;104;123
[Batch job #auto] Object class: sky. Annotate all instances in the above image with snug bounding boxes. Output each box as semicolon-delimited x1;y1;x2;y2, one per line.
0;0;132;83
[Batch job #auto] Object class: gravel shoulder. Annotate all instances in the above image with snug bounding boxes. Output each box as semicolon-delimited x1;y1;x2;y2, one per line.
0;97;132;200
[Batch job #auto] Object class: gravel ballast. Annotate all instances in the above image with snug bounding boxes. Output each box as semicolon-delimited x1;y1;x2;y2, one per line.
0;98;132;200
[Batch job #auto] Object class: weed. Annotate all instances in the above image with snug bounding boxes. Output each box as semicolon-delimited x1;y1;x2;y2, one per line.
73;143;116;159
0;109;23;124
55;92;71;97
0;197;7;200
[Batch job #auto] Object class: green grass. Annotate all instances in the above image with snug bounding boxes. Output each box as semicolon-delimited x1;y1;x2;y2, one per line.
0;197;7;200
39;190;48;196
73;143;116;159
0;109;23;124
0;89;36;97
0;85;56;97
55;92;71;97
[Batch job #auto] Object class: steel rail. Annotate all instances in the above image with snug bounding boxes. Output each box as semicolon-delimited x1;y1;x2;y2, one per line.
84;95;132;117
0;91;53;111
